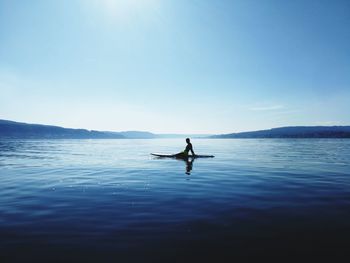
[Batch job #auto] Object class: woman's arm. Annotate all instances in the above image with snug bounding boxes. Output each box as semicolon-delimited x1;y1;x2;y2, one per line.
190;146;195;156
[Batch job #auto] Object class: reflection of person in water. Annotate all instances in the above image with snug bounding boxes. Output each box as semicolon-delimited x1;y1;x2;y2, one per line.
175;138;196;159
185;158;194;175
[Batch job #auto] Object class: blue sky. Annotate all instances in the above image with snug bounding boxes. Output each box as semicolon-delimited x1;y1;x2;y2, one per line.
1;0;349;133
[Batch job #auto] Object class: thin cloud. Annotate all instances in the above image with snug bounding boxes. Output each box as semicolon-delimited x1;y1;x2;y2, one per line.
314;121;342;126
249;105;285;111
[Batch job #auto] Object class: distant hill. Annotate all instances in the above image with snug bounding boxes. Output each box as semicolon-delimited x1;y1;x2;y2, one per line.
3;120;348;140
211;126;350;138
0;119;212;139
0;119;125;139
119;131;157;139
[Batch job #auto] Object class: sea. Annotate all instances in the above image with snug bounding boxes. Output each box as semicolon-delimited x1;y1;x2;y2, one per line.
1;138;350;262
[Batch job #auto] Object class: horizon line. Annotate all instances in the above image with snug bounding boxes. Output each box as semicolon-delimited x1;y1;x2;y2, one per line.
1;118;350;136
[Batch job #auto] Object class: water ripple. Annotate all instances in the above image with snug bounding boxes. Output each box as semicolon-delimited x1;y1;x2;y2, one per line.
1;139;350;261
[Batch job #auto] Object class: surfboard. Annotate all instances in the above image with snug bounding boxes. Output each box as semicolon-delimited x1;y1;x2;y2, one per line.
151;153;214;158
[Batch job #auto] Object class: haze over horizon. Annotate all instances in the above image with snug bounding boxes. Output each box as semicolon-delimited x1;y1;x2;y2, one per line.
1;0;350;134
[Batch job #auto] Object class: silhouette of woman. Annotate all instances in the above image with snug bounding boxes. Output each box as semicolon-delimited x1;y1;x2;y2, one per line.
175;138;196;158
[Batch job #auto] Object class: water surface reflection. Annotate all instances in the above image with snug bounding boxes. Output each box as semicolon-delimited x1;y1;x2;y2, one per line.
1;139;350;262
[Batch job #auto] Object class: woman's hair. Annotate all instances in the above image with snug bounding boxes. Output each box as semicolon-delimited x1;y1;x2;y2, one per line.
186;138;190;142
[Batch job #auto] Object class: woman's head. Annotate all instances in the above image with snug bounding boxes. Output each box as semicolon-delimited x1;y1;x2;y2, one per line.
186;138;190;143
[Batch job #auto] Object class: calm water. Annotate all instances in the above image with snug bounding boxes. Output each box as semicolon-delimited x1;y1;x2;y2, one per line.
1;139;350;262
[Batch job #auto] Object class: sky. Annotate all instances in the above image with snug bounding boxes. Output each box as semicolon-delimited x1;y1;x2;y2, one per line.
0;0;349;134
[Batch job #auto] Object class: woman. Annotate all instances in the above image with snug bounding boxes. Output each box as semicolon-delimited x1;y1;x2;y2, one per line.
175;138;196;158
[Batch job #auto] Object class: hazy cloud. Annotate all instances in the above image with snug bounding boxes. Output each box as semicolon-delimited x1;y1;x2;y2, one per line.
249;105;285;111
313;121;342;126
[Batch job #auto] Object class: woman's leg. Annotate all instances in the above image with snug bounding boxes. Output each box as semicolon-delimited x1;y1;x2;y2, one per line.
175;152;187;159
